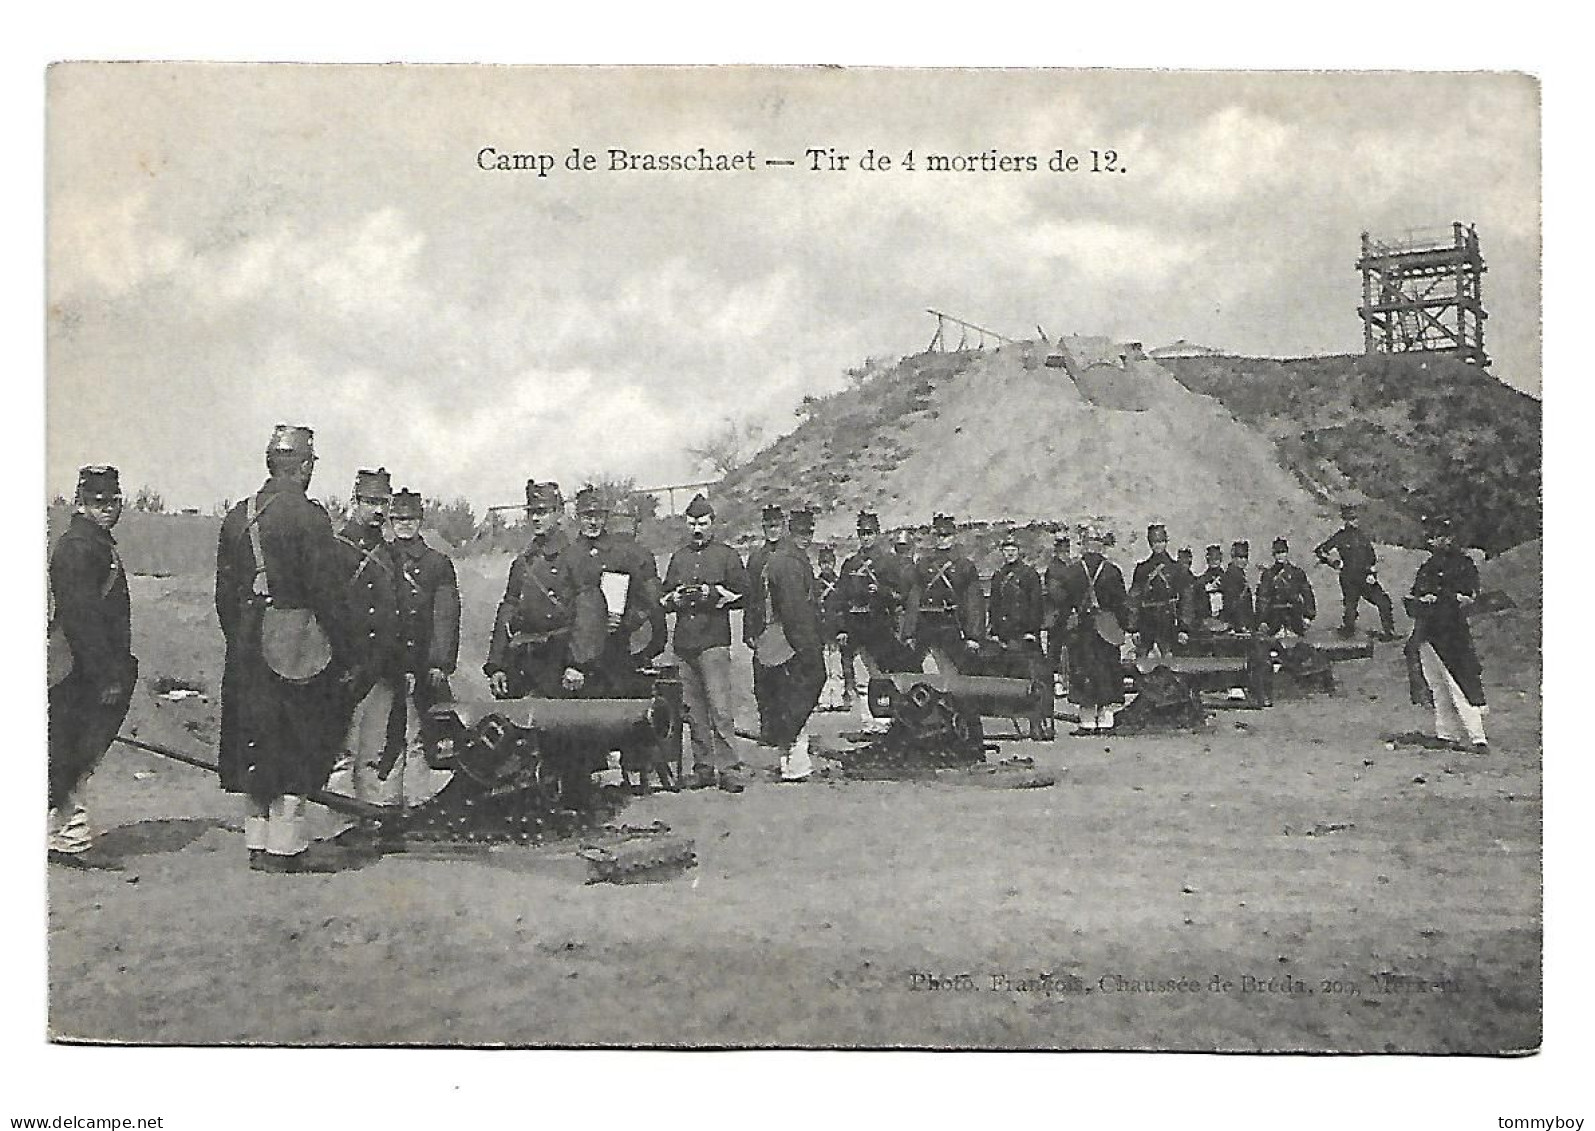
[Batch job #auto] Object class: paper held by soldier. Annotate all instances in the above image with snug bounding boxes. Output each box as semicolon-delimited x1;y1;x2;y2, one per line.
41;63;1543;1066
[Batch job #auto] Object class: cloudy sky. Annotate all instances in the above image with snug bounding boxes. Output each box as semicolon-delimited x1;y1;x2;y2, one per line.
46;66;1540;513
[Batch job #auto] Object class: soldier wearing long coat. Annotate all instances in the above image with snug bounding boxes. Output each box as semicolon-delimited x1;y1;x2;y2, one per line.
572;488;666;698
215;426;354;871
1061;529;1129;734
742;503;789;743
1405;515;1488;750
1221;541;1256;633
48;466;137;868
988;533;1052;739
757;510;826;781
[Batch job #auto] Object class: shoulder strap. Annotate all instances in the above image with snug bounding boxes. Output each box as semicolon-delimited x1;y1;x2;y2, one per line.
245;494;277;597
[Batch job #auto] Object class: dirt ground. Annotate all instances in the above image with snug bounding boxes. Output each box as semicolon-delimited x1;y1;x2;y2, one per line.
46;557;1541;1051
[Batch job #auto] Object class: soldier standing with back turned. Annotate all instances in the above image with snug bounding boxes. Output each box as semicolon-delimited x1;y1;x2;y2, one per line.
47;466;137;870
215;426;354;873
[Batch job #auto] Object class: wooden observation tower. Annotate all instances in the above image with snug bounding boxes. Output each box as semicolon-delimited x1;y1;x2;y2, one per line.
1357;222;1488;367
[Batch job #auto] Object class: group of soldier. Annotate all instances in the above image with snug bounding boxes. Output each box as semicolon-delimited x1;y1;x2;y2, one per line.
46;423;1490;874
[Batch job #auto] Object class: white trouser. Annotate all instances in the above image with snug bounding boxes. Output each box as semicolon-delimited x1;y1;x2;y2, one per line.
1419;643;1487;746
1076;705;1117;731
346;681;404;807
47;790;93;854
246;794;311;856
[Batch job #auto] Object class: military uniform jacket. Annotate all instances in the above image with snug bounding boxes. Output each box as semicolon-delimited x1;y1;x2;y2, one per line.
1408;548;1484;705
333;522;405;680
761;543;824;659
487;528;606;675
1315;525;1378;581
836;546;911;619
215;478;351;795
904;548;984;640
577;532;666;660
662;539;748;654
1221;563;1255;630
1129;551;1190;632
1043;556;1075;629
1058;554;1129;629
742;539;788;642
387;537;461;676
1193;566;1228;623
989;561;1044;641
50;513;134;687
1256;563;1317;623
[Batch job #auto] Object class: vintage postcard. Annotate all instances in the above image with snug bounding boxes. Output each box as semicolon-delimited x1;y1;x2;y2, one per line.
43;64;1541;1057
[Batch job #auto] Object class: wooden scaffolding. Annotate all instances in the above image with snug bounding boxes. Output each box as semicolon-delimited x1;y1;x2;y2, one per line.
1357;222;1489;367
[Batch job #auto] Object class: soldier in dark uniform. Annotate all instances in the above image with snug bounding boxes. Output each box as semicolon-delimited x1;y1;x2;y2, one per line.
1315;503;1397;640
572;485;665;697
756;507;826;781
836;510;914;727
813;544;850;711
486;481;606;698
1061;527;1129;734
661;494;750;791
903;513;985;675
1193;544;1228;633
1042;530;1074;691
486;481;608;800
742;503;788;744
1256;537;1317;637
47;466;136;869
1405;514;1488;751
988;532;1052;739
1222;541;1255;633
383;488;461;783
329;468;407;834
1128;523;1191;658
215;426;355;872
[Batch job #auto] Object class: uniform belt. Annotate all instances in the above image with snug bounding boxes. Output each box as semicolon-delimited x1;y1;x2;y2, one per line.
508;628;570;648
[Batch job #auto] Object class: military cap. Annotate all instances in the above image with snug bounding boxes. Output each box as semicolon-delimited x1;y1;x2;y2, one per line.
75;465;121;503
932;513;956;535
788;507;816;535
1177;546;1194;563
894;532;912;546
1080;524;1104;544
1231;540;1250;558
390;489;423;519
266;423;315;458
525;480;563;512
1147;522;1169;542
1271;537;1290;554
574;485;607;515
354;468;392;499
1340;503;1359;519
684;493;714;519
999;532;1019;548
857;510;881;535
760;502;785;523
1205;544;1223;561
1052;529;1071;546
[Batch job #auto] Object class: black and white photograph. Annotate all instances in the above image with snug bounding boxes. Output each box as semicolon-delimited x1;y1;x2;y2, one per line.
21;40;1579;1127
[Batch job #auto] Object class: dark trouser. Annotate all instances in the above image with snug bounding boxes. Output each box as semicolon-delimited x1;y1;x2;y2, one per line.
751;656;778;743
1340;573;1395;634
764;649;828;747
48;658;136;810
1136;604;1180;656
837;634;857;702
